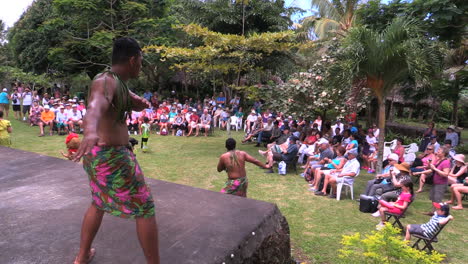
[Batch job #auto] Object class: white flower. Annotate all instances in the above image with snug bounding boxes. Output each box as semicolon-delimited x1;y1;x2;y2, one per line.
321;91;327;97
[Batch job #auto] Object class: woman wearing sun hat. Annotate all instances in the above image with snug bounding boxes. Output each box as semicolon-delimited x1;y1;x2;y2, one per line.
446;154;468;210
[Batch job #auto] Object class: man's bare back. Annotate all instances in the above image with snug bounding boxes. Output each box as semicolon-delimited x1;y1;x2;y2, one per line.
217;147;268;179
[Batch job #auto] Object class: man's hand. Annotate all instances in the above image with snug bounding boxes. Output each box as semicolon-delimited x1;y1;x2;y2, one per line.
130;92;150;111
73;134;99;162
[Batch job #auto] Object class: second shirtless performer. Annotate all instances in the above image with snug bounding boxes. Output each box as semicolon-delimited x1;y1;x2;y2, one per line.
73;38;159;264
217;138;269;197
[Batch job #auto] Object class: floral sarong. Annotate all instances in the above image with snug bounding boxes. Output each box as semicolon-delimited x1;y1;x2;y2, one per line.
83;145;155;219
220;177;248;197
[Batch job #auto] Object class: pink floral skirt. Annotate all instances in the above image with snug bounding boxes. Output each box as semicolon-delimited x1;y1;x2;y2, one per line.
221;177;248;197
83;146;155;219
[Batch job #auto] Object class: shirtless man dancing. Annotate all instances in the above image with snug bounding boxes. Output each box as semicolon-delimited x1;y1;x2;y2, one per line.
217;138;268;197
73;38;159;264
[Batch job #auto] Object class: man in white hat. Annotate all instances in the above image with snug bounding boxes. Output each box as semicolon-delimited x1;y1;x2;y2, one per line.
245;110;258;133
445;125;459;148
55;105;69;134
363;153;400;196
38;105;55;136
67;104;83;133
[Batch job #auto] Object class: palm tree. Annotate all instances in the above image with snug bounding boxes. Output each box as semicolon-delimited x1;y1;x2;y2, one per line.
296;0;360;40
330;17;443;172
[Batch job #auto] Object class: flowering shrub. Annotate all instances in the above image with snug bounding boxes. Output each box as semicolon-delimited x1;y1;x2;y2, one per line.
258;42;371;120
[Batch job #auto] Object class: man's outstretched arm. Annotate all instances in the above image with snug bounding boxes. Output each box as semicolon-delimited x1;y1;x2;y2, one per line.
244;152;268;169
129;91;150;111
73;76;115;161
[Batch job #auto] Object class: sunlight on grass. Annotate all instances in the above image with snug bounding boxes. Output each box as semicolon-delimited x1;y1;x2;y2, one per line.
5;118;467;264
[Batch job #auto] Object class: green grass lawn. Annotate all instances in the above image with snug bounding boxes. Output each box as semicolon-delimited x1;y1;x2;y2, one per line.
5;118;468;263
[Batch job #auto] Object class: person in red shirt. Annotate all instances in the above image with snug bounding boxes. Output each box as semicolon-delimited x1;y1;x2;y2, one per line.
186;109;199;136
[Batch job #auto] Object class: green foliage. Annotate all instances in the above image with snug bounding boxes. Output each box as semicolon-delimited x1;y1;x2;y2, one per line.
384;130;422;145
0;66;51;88
339;223;445;264
172;0;298;35
143;24;298;96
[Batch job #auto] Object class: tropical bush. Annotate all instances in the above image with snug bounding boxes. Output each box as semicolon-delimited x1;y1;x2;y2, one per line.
339;224;445;264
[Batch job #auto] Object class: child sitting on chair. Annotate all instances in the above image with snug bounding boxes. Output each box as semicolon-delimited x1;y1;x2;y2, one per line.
61;133;80;160
404;202;453;241
375;179;413;230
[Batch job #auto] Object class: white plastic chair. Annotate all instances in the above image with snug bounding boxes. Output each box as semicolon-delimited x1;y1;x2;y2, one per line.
403;143;418;164
236;116;243;130
383;139;397;160
228;116;238;131
335;169;360;201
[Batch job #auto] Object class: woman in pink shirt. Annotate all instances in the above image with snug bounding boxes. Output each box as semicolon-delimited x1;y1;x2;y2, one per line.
393;138;405;163
422;147;451;215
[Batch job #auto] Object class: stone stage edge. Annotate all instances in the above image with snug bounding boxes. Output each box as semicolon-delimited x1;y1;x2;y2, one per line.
0;147;291;264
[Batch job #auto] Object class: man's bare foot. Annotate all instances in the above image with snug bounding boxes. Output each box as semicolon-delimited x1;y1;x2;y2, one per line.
445;200;453;204
74;248;96;264
416;189;423;193
452;206;463;210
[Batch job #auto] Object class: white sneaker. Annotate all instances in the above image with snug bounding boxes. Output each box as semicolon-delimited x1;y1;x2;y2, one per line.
376;222;385;230
23;117;26;121
371;211;381;217
134;131;137;135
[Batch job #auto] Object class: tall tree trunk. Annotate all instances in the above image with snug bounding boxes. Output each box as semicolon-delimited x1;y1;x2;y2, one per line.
376;97;386;174
452;98;459;126
408;107;413;119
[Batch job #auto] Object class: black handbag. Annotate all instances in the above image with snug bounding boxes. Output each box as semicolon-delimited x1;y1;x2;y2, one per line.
359;194;379;213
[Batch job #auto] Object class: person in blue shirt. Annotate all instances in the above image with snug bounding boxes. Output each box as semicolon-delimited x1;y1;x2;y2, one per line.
143;90;152;102
216;92;226;107
0;88;10;118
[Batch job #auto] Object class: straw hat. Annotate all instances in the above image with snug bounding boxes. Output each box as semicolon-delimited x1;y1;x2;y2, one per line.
394;162;410;173
453;154;466;165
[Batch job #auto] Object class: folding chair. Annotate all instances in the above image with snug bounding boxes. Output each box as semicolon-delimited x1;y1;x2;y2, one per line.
411;220;451;253
384;197;414;232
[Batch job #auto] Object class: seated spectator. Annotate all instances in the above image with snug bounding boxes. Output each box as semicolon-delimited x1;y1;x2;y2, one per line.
426;135;440;153
392;137;405;163
378;162;412;204
313;146;347;195
331;127;343;147
301;140;334;185
445;125;459;147
196;109;212;137
411;145;437;177
313;115;322;131
171;112;186;136
245;110;258;133
168;107;178;125
446;154;467;185
375;179;413;230
255;117;274;147
127;111;140;135
331;120;344;136
320;149;360;198
55;106;69;135
363;153;399;196
186;109;199;136
447;176;468;210
345;132;358;155
67;104;83;133
264;136;299;172
362;129;377;172
404;202;453;241
220;108;230;130
158;110;169;134
261;109;272;125
298;129;319;164
213;105;223;127
442;139;456;159
29;101;43;127
263;120;281;146
242;116;263;143
235;107;244;123
38;105;55;136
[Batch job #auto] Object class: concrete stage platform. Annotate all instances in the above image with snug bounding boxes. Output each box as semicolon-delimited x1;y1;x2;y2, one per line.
0;147;291;264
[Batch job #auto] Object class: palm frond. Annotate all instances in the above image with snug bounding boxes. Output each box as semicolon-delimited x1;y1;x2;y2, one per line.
314;18;341;39
311;0;341;22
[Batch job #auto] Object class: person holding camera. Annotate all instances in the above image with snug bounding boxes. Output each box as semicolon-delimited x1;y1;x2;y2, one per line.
11;89;22;120
363;153;399;197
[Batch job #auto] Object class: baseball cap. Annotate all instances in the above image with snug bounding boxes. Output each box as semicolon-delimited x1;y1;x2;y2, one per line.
447;125;456;131
192;109;197;112
43;105;50;109
59;106;65;109
348;149;358;156
433;202;450;215
317;138;329;145
2;88;7;92
430;135;437;139
387;153;399;161
72;104;77;107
